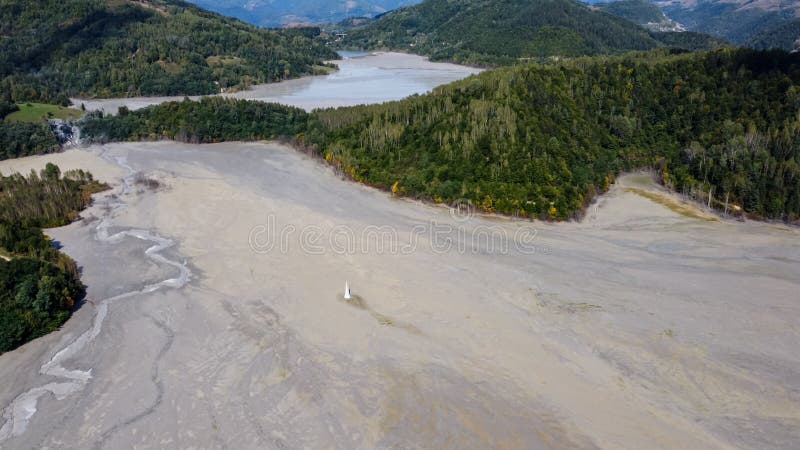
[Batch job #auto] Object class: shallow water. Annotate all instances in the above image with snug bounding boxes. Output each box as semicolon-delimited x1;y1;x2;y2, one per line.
72;52;482;114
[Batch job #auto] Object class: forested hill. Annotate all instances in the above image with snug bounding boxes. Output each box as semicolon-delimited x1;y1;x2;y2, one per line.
596;0;665;24
592;0;730;51
746;19;800;52
337;0;724;65
656;0;800;45
83;48;800;221
0;0;338;104
80;97;308;143
595;0;676;30
306;49;800;222
0;165;107;353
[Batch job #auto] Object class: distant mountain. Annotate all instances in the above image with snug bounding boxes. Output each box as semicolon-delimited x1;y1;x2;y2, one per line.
746;18;800;51
648;30;729;51
186;0;421;27
594;0;683;31
0;0;337;103
339;0;725;65
655;0;800;44
593;0;730;49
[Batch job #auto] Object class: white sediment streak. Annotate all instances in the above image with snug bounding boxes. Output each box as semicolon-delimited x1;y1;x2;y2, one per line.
0;147;191;447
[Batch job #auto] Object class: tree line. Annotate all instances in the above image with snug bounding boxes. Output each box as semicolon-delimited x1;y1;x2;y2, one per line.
0;164;106;353
80;97;309;143
79;48;800;222
0;122;61;161
307;48;800;221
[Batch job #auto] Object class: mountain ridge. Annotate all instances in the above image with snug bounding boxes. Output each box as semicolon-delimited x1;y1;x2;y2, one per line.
594;0;684;31
338;0;727;65
0;0;338;104
746;18;800;51
186;0;421;27
656;0;800;43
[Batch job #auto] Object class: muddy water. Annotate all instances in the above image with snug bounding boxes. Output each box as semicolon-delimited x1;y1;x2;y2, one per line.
72;52;482;114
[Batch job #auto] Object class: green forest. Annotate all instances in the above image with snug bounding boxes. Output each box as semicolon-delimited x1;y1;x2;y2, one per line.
746;19;800;52
595;0;667;25
338;0;726;65
0;0;338;104
648;31;728;52
80;97;309;143
306;48;800;221
0;165;106;353
0;121;61;161
660;0;796;45
1;97;66;161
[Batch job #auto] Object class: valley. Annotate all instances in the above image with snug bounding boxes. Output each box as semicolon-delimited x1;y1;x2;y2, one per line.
1;1;799;448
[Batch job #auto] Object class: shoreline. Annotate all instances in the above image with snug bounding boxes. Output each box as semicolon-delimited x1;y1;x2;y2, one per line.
67;134;797;228
337;47;495;70
69;54;345;104
70;52;481;114
0;145;191;445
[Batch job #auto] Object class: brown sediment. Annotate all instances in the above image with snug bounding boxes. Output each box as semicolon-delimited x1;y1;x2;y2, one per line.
624;187;719;221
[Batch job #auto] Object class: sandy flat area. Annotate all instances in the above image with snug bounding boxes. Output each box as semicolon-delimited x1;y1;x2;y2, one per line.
71;52;482;114
0;142;797;449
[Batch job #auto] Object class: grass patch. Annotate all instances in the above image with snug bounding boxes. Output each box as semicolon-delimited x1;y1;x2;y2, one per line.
311;64;338;75
5;103;83;123
372;312;394;326
625;187;718;221
156;60;182;74
206;55;244;66
80;181;111;198
133;173;162;191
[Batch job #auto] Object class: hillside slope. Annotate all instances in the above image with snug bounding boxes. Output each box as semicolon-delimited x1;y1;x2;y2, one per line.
746;18;800;51
80;47;800;221
593;0;729;50
648;30;729;51
340;0;722;65
0;0;338;103
307;49;800;221
595;0;681;31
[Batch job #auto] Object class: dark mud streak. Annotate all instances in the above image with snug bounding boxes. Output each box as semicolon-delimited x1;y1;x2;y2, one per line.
340;294;423;335
92;314;175;450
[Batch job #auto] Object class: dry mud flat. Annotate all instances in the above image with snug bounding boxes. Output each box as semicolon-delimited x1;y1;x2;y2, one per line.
0;142;798;449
